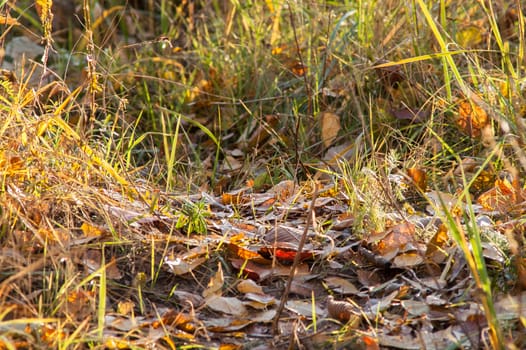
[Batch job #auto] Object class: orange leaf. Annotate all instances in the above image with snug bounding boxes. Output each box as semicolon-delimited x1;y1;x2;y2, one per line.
227;243;264;261
406;168;427;192
456;99;489;137
259;246;314;262
362;335;380;350
81;222;105;237
477;172;521;211
0;15;20;26
290;61;307;76
373;222;415;257
426;224;449;263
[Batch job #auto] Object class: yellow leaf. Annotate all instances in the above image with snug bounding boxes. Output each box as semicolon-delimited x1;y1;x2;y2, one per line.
81;222;105;237
456;25;483;48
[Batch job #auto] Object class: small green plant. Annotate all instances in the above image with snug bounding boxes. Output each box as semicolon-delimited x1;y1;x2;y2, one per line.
176;199;210;235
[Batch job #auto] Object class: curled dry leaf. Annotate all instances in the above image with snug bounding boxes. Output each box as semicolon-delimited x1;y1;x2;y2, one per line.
203;262;224;298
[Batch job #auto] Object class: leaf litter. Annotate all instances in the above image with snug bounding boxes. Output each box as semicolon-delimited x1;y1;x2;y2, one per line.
1;1;526;349
2;140;525;348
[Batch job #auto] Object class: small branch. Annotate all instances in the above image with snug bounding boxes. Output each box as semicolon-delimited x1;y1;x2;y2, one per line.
272;182;319;335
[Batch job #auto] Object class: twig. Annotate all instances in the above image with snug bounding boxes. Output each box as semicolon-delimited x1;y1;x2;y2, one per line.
272;182;319;335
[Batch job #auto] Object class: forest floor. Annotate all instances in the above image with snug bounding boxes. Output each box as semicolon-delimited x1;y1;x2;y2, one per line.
0;1;525;349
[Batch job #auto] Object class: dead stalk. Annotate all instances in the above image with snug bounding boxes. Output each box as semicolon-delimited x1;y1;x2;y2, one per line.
272;182;318;335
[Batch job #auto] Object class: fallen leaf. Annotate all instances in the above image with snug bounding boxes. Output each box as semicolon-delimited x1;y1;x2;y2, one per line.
203;262;224;298
205;295;247;316
406;168;427;192
237;279;264;294
392;252;424;267
426;224;449;263
324;276;359;295
286;299;326;319
456;99;489;137
320;111;341;147
456;25;483;48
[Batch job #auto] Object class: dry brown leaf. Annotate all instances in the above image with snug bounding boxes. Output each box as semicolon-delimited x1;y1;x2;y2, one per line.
324;276;359;295
268;179;296;202
392;252;424;267
285;299;325;318
319;111;341;147
237;279;264;294
203;262;224;298
371;222;415;259
205;295;247;316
